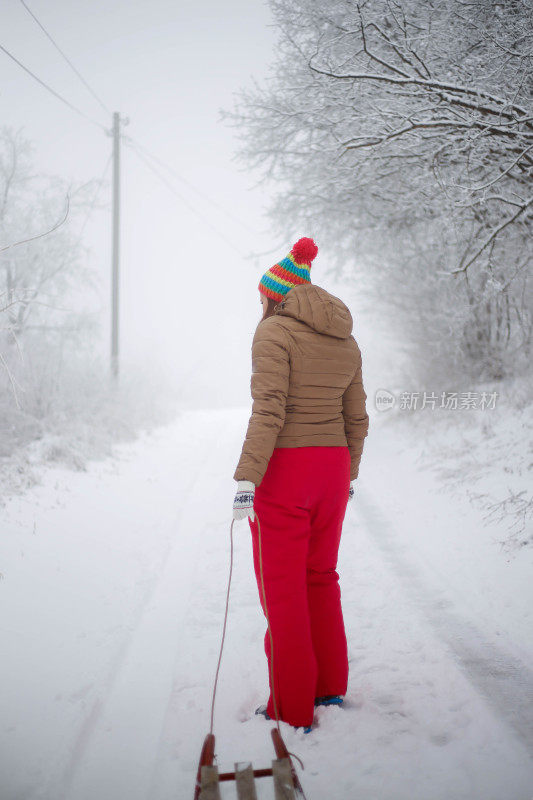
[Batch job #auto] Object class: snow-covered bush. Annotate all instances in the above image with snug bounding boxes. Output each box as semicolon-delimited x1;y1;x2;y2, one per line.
0;128;179;502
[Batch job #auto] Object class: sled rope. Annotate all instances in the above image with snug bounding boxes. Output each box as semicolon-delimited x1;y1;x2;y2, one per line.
209;512;281;735
209;519;235;736
208;511;304;771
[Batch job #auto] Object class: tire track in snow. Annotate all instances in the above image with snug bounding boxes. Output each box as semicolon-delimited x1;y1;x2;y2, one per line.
144;410;250;800
49;411;220;800
356;491;533;757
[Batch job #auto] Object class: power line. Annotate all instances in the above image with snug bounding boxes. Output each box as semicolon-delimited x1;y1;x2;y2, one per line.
128;141;247;257
128;136;285;264
2;15;260;257
0;41;106;131
18;0;111;117
125;139;249;258
124;135;260;236
125;136;286;264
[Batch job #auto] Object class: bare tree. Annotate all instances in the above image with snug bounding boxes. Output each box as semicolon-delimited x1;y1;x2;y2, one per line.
223;0;533;380
0;127;103;413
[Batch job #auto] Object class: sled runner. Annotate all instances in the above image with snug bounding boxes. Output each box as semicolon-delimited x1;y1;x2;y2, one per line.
194;727;306;799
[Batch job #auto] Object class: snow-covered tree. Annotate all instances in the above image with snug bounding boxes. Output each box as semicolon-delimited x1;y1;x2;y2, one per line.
0;127;102;415
223;0;533;381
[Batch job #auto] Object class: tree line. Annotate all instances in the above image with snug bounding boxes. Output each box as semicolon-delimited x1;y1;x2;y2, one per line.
223;0;532;382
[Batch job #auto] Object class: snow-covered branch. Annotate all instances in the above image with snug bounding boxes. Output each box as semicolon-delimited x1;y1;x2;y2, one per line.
223;0;533;380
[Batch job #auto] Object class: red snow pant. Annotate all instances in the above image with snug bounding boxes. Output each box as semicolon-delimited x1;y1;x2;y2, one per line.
248;446;351;728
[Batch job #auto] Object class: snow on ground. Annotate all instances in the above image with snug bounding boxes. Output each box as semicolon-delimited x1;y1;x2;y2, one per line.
381;382;533;555
2;406;533;800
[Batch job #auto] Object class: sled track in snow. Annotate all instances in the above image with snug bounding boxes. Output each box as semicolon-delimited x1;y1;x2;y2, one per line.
356;493;533;757
49;418;216;800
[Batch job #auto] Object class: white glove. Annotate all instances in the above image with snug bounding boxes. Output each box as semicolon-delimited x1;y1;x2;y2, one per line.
233;480;256;521
348;482;355;502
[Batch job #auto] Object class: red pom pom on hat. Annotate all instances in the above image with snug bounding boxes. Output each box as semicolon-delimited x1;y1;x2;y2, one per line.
291;237;318;265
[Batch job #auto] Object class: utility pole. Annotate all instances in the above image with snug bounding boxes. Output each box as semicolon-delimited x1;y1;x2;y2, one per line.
111;111;121;380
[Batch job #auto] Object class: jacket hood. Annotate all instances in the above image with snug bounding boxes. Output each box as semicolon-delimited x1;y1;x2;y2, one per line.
275;283;353;339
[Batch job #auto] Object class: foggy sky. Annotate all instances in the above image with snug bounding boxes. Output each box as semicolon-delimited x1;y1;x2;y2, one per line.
1;1;282;402
1;0;383;408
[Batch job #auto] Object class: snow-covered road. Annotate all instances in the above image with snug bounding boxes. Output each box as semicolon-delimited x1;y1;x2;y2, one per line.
2;408;533;800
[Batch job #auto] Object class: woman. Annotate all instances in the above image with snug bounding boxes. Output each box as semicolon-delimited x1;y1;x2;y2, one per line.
232;237;369;732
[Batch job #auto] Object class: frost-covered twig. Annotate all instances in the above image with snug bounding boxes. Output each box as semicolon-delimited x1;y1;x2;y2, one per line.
483;489;533;539
0;194;70;252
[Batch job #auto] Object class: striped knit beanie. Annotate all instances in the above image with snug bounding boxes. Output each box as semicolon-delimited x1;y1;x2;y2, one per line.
258;237;318;303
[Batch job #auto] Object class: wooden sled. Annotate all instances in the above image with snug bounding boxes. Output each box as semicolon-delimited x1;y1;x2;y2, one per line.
194;727;307;799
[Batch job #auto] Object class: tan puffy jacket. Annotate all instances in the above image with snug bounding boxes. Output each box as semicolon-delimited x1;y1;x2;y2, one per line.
234;283;369;487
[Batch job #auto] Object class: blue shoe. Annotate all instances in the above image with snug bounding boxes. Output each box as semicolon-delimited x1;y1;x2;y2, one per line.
255;704;271;720
257;706;312;733
314;695;344;707
294;725;313;734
